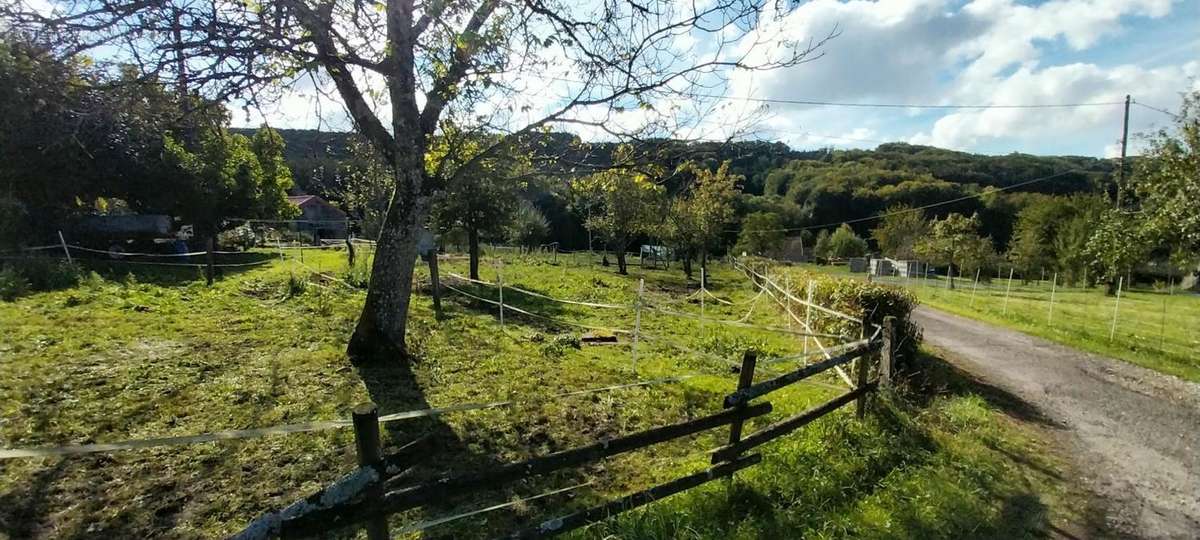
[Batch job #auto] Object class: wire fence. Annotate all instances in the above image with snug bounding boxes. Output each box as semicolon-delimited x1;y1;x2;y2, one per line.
863;269;1200;365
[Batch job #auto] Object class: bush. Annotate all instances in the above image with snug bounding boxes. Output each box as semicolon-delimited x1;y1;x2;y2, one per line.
218;224;258;251
0;265;30;301
744;257;921;369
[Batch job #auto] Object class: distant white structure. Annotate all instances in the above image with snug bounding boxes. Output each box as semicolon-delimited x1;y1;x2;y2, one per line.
870;257;925;278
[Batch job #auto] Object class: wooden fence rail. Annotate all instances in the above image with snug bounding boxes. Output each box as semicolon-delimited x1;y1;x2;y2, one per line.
241;315;900;540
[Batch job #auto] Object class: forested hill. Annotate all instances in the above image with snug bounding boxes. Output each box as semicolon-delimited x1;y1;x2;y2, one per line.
252;128;1117;251
250;128;1116;197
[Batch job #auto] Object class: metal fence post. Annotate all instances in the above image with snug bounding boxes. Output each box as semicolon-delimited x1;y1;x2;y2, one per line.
352;403;390;540
1109;276;1123;341
1047;272;1058;325
497;259;505;328
632;278;644;373
1002;267;1014;315
969;268;981;308
57;230;72;263
714;351;757;465
700;267;706;331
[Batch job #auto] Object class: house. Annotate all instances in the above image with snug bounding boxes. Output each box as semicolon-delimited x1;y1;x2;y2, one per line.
287;195;348;239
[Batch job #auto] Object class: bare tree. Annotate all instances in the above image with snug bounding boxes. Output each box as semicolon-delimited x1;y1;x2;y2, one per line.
4;0;835;362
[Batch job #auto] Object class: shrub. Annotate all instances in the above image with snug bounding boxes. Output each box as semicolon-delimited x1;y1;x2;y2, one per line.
0;259;83;299
218;224;258;251
743;256;921;370
0;265;30;301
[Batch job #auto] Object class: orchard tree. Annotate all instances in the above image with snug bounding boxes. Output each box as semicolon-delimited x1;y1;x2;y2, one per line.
734;212;784;257
506;200;550;253
575;165;665;274
430;129;527;280
1085;209;1149;295
1133;90;1200;266
162;126;298;242
827;223;868;259
664;160;741;281
6;0;836;361
870;205;927;259
916;213;994;289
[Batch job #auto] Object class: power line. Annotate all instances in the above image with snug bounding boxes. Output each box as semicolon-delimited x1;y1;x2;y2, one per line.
1132;100;1180;119
733;168;1086;233
532;75;1124;111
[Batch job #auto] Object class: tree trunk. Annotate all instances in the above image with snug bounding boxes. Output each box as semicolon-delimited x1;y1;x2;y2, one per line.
948;263;955;290
617;250;628;274
347;165;426;363
700;248;708;288
468;225;480;280
682;251;693;280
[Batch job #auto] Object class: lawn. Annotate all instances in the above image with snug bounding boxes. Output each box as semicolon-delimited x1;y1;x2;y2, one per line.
791;263;1200;383
0;248;1092;538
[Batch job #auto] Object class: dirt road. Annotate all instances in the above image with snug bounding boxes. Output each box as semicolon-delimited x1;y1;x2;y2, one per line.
913;307;1200;539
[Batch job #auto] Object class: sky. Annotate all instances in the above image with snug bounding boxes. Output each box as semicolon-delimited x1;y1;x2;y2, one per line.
234;0;1200;158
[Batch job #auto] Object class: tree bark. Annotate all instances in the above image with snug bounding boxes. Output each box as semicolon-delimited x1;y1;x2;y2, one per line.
347;163;426;363
617;250;628;275
682;251;693;280
468;225;480;280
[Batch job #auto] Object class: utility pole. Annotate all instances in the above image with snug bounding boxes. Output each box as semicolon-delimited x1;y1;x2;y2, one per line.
1117;94;1131;209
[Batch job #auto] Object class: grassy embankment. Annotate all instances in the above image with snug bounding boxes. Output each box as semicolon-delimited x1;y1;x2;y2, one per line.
0;248;1093;538
791;263;1200;382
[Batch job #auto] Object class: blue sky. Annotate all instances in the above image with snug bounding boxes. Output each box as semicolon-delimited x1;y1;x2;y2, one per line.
237;0;1198;158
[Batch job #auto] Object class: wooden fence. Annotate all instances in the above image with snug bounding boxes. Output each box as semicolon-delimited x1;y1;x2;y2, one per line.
236;316;899;540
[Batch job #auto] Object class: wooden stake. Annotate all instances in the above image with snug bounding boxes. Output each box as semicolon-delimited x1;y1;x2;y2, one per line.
714;351;757;465
1047;272;1058;325
497;259;505;328
880;316;896;389
205;236;215;286
57;230;72;263
855;344;871;419
352;403;389;540
969;268;981;308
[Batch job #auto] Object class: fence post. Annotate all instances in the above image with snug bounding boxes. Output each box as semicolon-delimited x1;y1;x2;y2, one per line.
632;278;644;373
428;248;442;319
713;351;757;465
1047;272;1058;325
57;230;72;263
1109;276;1123;341
880;316;896;390
968;268;981;307
346;226;355;268
1001;267;1014;315
205;236;215;286
497;259;505;328
804;280;814;354
700;267;706;331
785;274;793;330
855;345;871;419
352;403;390;540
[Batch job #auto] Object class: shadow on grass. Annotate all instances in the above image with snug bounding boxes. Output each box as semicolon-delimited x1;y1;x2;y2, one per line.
354;351;591;539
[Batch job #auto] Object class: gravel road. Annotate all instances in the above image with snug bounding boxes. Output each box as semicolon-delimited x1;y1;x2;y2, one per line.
913;306;1200;539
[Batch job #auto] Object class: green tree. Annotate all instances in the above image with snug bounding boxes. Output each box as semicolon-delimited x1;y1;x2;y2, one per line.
663;161;741;280
916;213;994;289
1085;210;1149;295
1133;90;1200;264
430;131;527;280
507;200;550;253
1007;197;1062;280
813;229;832;261
827;223;868;259
574;166;665;275
162;127;297;243
871;206;927;259
734;212;785;257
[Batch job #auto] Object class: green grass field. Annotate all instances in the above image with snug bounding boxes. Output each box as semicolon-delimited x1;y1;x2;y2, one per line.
793;263;1200;383
0;249;1093;538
